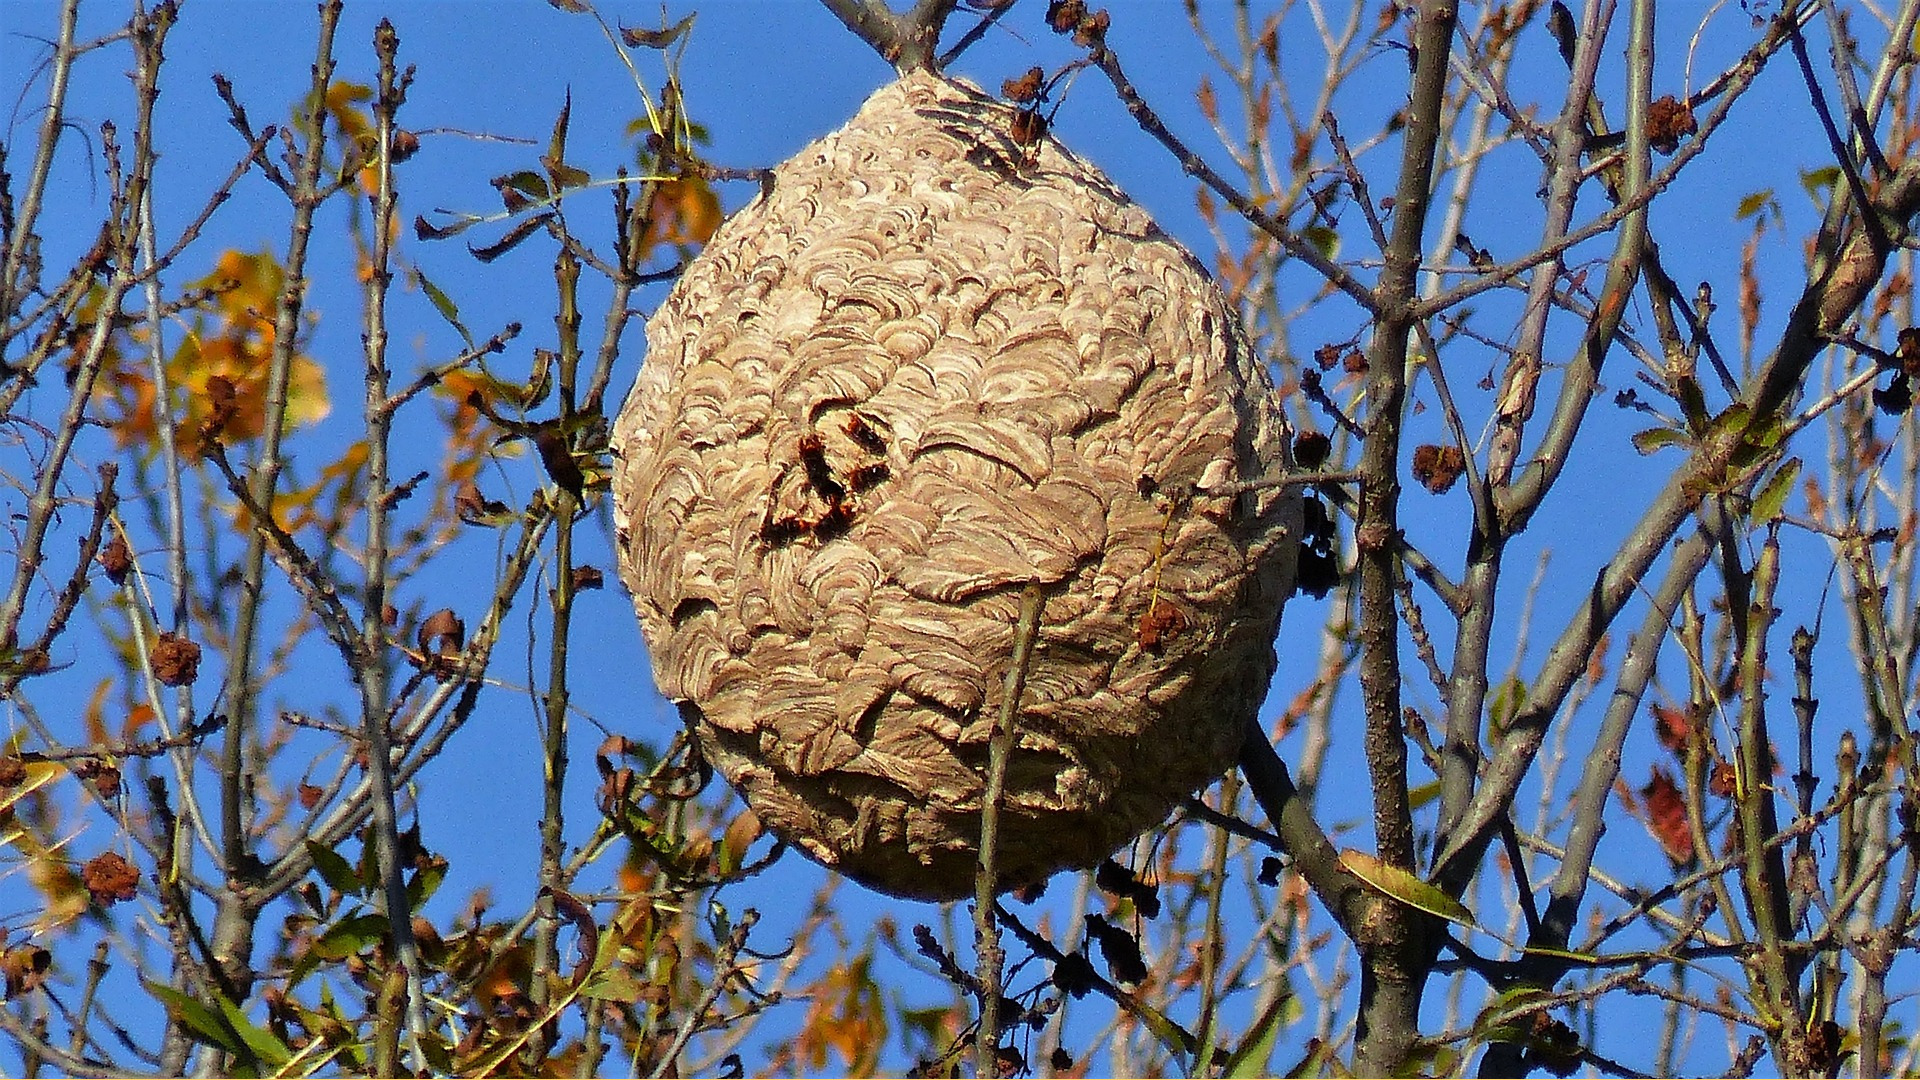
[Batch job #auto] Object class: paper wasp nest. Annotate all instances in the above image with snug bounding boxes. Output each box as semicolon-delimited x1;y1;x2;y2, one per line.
611;71;1301;899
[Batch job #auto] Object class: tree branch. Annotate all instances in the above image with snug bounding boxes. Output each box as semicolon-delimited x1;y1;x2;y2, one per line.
1346;5;1458;1073
817;0;957;73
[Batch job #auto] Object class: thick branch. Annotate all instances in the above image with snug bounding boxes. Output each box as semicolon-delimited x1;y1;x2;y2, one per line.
817;0;956;73
1349;4;1458;1074
209;0;344;1014
1236;717;1365;935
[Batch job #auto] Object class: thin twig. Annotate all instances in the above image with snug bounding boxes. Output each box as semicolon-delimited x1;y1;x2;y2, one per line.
0;0;80;340
1178;796;1282;851
649;910;763;1078
354;22;433;1073
973;582;1044;1078
938;0;1013;68
1085;37;1376;313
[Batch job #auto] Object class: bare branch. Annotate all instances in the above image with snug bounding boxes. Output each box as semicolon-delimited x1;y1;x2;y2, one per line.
818;0;958;73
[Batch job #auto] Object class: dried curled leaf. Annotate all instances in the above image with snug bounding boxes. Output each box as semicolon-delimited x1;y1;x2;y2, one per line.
1;945;51;998
1410;443;1467;494
81;851;140;906
620;11;695;49
414;609;465;678
150;633;201;687
98;534;133;585
1646;94;1696;154
1002;66;1044;104
1084;913;1147;985
611;72;1301;899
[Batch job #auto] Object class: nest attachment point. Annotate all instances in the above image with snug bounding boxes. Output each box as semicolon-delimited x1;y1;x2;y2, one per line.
612;71;1301;900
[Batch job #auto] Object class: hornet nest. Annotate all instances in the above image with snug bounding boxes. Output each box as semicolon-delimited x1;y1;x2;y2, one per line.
611;71;1302;900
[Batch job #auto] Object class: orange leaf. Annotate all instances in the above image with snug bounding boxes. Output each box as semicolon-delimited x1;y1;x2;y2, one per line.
82;678;113;746
639;177;722;261
793;957;887;1074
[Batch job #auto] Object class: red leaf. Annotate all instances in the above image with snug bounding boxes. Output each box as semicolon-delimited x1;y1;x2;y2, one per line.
1651;703;1692;755
1640;766;1694;865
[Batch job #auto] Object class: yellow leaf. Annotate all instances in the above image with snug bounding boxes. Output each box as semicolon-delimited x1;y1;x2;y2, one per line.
163;250;331;455
0;757;87;932
1339;849;1476;928
323;81;374;144
267;440;370;534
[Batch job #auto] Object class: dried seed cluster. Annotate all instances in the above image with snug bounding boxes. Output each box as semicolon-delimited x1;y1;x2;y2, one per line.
612;72;1302;899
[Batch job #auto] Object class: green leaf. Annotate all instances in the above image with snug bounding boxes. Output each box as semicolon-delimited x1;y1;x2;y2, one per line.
1734;189;1776;221
546;160;591;192
417;1031;455;1076
1339;849;1476;928
493;169;551;211
1632;427;1691;455
216;995;293;1069
1222;989;1294;1078
1487;675;1528;732
305;839;364;899
308;913;391;961
1520;944;1604;965
1741;411;1784;450
1128;997;1196;1061
579;967;648;1003
1751;456;1801;523
412;268;473;351
1407;778;1442;811
1704;401;1752;440
522;348;554;409
1473;1022;1534;1046
1729;441;1771;472
1800;164;1841;205
1678;376;1711;434
146;981;245;1057
278;1038;348;1078
1303;224;1340;260
1473;984;1554;1036
405;855;447;910
1728;407;1779;471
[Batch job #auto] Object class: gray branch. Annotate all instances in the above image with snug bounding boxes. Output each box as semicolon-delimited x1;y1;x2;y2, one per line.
817;0;958;73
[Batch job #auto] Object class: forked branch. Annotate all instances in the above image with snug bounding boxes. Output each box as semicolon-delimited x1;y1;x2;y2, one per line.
818;0;958;73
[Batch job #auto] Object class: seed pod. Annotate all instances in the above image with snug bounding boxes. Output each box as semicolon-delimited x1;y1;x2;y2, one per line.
612;72;1302;899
